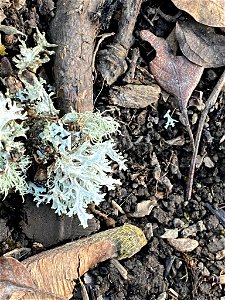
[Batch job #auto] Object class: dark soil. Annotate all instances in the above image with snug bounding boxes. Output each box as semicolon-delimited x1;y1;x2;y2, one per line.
1;1;225;300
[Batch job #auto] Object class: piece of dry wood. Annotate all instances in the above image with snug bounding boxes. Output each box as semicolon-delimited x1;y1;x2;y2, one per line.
186;70;225;200
123;48;140;83
110;258;128;280
0;224;147;299
50;0;105;114
108;83;160;108
97;0;142;85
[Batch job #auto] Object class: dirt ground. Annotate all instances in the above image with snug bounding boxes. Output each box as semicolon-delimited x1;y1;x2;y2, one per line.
0;1;225;299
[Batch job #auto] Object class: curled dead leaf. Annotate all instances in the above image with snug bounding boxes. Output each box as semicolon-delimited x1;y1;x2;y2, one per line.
97;43;128;85
96;0;142;85
171;0;225;27
140;30;204;147
0;256;65;299
176;19;225;68
0;224;147;299
140;30;204;109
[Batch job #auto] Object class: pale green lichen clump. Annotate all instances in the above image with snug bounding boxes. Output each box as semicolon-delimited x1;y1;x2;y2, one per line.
0;28;127;227
29;115;126;227
0;92;30;198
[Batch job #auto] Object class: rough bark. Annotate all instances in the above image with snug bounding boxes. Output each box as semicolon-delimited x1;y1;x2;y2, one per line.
50;0;104;114
97;0;142;85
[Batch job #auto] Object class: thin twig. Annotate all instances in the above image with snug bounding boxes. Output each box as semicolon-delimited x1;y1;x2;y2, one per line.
92;32;115;73
182;107;195;150
186;70;225;201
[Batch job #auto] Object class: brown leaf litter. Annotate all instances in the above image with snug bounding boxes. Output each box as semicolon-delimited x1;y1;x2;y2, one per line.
176;18;225;68
171;0;225;27
140;29;204;148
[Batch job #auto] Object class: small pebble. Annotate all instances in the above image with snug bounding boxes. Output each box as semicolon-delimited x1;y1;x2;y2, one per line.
156;292;167;300
160;228;179;239
167;238;199;252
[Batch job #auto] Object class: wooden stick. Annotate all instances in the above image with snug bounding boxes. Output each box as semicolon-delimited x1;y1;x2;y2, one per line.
186;70;225;201
50;0;105;114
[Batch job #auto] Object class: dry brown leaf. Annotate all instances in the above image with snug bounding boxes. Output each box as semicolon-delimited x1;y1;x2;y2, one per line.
176;19;225;68
0;225;147;299
0;256;36;289
0;257;65;299
140;30;204;110
171;0;225;27
140;30;204;147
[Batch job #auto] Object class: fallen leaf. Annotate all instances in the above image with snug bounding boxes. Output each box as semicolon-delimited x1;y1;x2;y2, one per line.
0;256;65;299
150;152;173;192
140;30;204;108
140;30;204;147
97;44;128;85
176;19;225;68
171;0;225;27
167;238;199;252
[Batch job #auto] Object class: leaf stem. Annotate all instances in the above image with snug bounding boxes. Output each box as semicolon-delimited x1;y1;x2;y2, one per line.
182;107;195;150
186;70;225;201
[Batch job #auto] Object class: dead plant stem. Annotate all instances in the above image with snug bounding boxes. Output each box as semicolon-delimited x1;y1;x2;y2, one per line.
186;70;225;201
